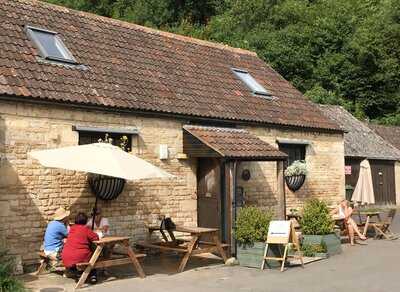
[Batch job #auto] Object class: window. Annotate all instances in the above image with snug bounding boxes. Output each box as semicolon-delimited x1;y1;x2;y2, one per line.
232;68;271;97
74;126;138;152
25;26;77;64
78;131;132;151
279;143;306;166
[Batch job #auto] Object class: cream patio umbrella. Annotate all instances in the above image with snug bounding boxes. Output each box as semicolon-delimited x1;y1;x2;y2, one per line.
29;142;174;228
351;159;375;205
28;142;173;180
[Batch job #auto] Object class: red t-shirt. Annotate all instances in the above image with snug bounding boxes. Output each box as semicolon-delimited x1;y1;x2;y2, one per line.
62;224;99;268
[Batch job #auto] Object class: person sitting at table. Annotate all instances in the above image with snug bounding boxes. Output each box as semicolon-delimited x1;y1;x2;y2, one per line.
332;199;366;245
87;208;110;237
62;212;99;283
43;207;70;263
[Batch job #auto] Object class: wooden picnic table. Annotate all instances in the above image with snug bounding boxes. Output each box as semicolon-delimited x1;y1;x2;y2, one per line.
75;236;146;290
359;211;382;237
137;226;228;273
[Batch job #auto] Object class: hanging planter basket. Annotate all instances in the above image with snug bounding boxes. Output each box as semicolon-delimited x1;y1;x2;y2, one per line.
88;174;126;201
285;174;306;192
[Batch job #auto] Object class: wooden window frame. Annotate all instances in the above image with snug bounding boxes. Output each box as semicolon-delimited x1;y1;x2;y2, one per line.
278;143;306;167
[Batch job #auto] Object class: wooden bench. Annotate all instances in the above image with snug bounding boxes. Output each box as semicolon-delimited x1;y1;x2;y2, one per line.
138;226;228;273
35;252;65;275
76;253;146;271
75;236;146;290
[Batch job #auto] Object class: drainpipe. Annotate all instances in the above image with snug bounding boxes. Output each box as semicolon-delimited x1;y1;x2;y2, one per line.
232;160;238;257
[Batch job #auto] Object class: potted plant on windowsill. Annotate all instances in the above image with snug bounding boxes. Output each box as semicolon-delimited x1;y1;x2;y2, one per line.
300;199;342;256
234;207;275;268
285;160;307;192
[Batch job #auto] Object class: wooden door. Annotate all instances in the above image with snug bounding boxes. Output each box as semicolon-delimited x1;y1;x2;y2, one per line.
370;160;396;204
344;158;363;200
197;158;222;239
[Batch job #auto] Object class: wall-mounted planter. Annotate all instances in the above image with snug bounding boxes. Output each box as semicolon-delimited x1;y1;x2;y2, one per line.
88;174;126;200
285;174;306;192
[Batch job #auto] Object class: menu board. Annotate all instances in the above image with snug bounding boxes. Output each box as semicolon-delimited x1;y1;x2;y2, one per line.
267;220;291;244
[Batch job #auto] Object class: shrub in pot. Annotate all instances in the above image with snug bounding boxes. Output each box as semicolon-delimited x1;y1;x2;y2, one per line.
301;243;328;258
235;207;277;268
300;199;341;255
285;160;307;192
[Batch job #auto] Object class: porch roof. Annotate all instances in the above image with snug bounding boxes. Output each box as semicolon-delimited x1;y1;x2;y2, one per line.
183;125;287;161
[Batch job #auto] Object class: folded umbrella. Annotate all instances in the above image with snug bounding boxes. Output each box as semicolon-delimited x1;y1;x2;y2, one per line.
351;159;375;205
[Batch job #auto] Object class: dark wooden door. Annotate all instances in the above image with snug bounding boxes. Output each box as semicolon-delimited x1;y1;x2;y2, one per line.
197;158;222;239
370;160;396;204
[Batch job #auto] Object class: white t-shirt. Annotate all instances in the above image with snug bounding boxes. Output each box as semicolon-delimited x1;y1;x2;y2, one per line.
87;217;110;236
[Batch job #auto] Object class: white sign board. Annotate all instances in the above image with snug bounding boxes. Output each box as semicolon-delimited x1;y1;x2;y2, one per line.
267;220;291;244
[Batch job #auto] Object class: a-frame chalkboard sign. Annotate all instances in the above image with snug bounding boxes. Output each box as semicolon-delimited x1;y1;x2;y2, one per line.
261;220;304;272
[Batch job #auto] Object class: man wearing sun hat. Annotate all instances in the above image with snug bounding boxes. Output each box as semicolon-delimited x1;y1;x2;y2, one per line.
43;207;70;260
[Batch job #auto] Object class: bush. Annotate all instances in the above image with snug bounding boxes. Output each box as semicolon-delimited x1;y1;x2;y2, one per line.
300;199;334;235
0;247;25;292
234;207;273;246
284;160;307;176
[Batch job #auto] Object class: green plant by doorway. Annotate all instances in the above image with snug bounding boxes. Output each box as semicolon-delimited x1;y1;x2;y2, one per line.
234;206;273;246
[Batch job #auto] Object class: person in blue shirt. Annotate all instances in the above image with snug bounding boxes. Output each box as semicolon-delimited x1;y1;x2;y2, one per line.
43;207;70;259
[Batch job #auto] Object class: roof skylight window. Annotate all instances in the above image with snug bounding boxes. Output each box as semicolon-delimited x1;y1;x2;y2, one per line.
25;26;77;64
232;68;271;98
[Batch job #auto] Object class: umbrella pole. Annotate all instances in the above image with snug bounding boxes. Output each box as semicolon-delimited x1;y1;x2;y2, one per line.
91;196;98;230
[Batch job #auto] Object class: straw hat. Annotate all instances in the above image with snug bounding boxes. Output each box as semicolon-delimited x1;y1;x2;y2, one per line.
53;207;70;221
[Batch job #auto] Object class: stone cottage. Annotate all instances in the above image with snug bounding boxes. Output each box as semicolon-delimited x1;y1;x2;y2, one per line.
0;0;344;268
320;105;400;205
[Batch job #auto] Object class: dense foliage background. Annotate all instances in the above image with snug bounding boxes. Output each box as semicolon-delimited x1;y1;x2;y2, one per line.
46;0;400;124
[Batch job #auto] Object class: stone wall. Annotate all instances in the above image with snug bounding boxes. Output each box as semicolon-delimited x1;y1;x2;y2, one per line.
236;126;345;214
0;100;197;266
0;99;345;267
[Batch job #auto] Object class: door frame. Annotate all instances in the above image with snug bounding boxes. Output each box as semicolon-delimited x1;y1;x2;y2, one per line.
196;158;227;242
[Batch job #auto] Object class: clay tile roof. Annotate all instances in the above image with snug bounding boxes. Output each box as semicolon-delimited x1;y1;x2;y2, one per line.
183;125;287;160
319;105;400;160
0;0;341;131
368;124;400;151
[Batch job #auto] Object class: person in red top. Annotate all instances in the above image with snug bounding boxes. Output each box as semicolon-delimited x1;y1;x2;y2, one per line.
62;212;99;283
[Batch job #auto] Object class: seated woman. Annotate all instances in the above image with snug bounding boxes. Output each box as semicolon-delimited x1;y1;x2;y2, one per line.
62;212;99;283
332;200;366;245
87;208;110;238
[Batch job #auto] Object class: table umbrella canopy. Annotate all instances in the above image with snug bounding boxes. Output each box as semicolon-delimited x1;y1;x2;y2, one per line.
28;143;174;180
351;159;375;205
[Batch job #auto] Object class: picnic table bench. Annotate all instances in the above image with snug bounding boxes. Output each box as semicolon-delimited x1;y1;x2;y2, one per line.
137;225;228;273
75;236;146;289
